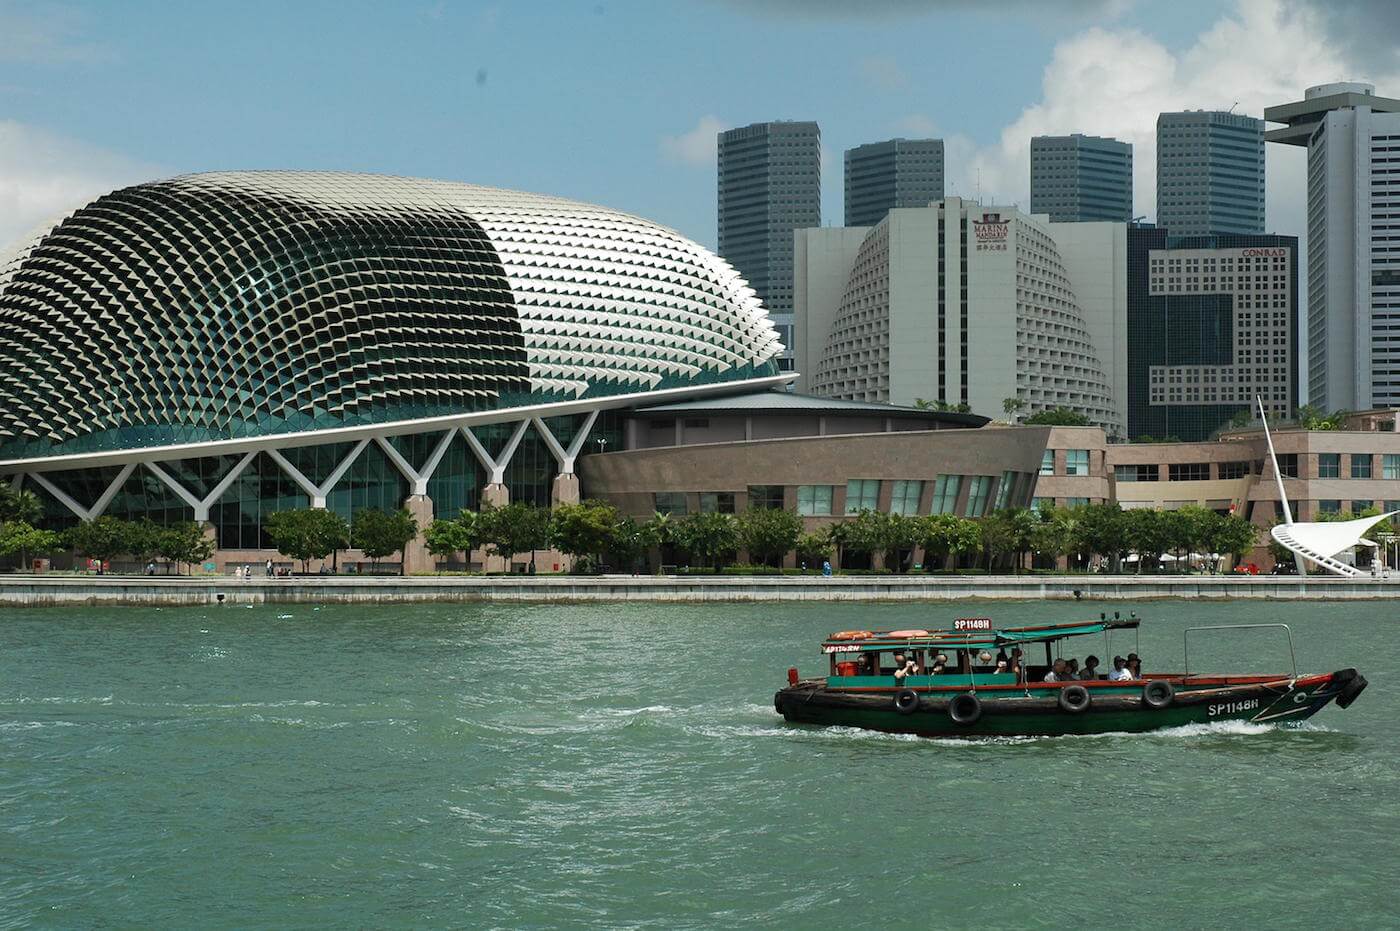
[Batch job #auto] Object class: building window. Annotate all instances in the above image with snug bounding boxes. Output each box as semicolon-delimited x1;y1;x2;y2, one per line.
1030;497;1047;513
1318;453;1340;478
1382;455;1400;480
1066;497;1090;507
1352;499;1374;514
699;492;735;514
931;475;962;514
1066;449;1090;476
994;471;1017;510
1277;454;1298;478
654;492;687;515
1168;463;1211;482
1318;499;1342;515
1351;455;1373;479
889;480;923;516
1039;449;1055;475
1218;461;1250;480
966;476;994;517
1114;464;1157;482
797;485;834;516
845;479;880;514
747;485;785;510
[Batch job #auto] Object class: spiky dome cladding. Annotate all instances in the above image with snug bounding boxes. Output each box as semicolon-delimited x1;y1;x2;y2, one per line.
0;171;781;458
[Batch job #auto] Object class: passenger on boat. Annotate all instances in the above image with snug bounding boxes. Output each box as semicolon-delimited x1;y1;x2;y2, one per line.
1079;655;1102;679
1065;658;1081;679
930;653;948;674
1108;656;1132;681
1043;658;1069;682
1009;648;1024;681
1127;653;1143;678
893;652;920;682
859;653;876;676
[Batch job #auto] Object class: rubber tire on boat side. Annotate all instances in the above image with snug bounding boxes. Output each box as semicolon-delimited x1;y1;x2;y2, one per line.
893;689;921;715
1058;684;1091;714
1141;680;1174;709
947;692;982;726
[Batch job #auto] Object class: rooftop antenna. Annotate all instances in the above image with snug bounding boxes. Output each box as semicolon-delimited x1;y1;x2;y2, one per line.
1227;101;1239;114
976;167;981;206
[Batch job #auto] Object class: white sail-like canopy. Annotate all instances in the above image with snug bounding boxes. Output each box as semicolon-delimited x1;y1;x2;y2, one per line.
1271;512;1397;577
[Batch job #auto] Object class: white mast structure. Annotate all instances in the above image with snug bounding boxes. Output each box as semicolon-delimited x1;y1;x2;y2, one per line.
1259;396;1396;577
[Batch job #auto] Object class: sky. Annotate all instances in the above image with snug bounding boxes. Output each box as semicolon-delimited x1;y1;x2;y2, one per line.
2;0;1400;256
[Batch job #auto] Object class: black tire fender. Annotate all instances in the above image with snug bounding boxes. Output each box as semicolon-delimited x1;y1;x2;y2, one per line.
947;691;982;726
1142;680;1174;709
893;688;921;715
1058;684;1091;714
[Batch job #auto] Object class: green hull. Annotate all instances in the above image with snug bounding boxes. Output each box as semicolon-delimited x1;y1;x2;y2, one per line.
774;670;1364;739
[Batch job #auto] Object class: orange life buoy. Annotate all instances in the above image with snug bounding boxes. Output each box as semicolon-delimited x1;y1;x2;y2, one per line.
830;629;874;641
886;629;930;638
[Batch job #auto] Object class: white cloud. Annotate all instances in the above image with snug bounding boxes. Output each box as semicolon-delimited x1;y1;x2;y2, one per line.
951;0;1390;232
0;121;161;251
859;54;909;92
660;115;726;167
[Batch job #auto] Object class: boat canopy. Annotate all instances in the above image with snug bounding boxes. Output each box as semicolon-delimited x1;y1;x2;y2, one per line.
821;618;1140;653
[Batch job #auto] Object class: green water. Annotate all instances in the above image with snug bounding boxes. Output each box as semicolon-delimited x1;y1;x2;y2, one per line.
1;600;1396;928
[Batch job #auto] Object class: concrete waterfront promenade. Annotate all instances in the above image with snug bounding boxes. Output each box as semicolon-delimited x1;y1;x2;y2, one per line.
0;574;1397;606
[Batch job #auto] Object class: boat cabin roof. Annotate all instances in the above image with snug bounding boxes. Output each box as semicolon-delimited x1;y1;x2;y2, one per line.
821;617;1140;653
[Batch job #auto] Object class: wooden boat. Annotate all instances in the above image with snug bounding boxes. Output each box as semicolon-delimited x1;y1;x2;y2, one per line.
773;616;1367;738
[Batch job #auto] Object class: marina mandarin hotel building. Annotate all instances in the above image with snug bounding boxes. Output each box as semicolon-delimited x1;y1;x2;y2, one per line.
0;171;1040;571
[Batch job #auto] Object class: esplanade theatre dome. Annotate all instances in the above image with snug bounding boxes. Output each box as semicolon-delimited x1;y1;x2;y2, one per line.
0;171;782;462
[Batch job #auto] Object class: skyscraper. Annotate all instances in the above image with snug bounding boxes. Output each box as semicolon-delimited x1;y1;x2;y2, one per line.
1266;83;1400;412
844;138;945;227
718;121;821;372
1029;134;1133;222
1126;227;1299;442
1156;111;1265;236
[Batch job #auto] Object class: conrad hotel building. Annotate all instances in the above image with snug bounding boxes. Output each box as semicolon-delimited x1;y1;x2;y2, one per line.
0;172;1049;571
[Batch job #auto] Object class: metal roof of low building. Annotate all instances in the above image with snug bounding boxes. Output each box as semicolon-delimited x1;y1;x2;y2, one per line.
630;389;989;426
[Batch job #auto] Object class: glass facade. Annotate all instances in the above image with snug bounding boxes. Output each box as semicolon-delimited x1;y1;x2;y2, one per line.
966;476;993;517
654;492;687;515
425;433;482;519
797;485;833;516
699;492;735;514
994;471;1016;510
212;453;309;550
1126;228;1298;442
931;475;961;514
889;480;923;516
747;485;785;510
844;479;880;514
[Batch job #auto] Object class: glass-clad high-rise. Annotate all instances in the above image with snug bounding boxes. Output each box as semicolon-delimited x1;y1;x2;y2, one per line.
844;138;945;227
1029;134;1133;222
717;121;821;372
1156;110;1265;236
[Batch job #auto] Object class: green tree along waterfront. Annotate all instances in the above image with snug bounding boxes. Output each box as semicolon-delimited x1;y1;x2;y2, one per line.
414;499;1290;575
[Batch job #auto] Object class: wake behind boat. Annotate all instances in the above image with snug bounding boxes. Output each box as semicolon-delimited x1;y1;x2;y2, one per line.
773;616;1366;738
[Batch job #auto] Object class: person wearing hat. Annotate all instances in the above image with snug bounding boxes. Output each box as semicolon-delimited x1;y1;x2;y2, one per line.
1079;655;1102;680
1107;656;1132;681
1126;653;1143;678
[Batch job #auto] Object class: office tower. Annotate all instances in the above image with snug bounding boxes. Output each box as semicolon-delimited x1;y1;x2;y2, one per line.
844;138;945;227
1267;82;1400;411
718;121;821;372
1156;110;1265;236
795;198;1126;433
1126;227;1299;441
1029;134;1133;222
